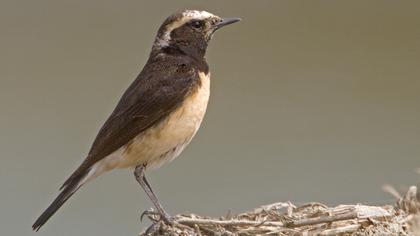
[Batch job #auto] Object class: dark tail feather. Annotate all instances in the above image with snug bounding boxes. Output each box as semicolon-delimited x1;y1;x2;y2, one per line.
32;177;84;231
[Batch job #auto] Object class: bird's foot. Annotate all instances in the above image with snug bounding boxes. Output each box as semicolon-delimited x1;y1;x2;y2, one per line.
160;212;174;226
141;209;195;235
141;209;160;222
141;208;175;225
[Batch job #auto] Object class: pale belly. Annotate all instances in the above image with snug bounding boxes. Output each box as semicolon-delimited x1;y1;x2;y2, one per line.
112;72;210;170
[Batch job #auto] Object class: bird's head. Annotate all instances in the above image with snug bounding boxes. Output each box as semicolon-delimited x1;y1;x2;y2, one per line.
152;10;241;58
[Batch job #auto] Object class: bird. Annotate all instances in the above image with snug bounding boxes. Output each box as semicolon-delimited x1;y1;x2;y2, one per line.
32;10;240;231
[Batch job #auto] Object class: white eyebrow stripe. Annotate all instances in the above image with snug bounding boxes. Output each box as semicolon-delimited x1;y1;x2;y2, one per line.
157;10;216;47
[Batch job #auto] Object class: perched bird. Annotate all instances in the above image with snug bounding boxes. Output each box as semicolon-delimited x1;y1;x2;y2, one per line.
32;10;240;231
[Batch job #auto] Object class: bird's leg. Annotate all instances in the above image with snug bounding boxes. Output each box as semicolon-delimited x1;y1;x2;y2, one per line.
134;164;173;224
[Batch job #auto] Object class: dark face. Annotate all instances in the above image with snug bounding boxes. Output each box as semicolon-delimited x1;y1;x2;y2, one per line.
171;18;220;45
153;10;240;58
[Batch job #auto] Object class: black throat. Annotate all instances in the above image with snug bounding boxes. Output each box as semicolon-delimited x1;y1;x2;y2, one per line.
152;42;209;74
162;39;207;62
176;39;207;60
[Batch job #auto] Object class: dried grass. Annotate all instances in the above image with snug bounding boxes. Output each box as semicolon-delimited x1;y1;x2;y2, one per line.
139;186;420;236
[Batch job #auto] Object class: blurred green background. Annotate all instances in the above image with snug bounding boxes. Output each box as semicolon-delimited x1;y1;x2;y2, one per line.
1;0;420;235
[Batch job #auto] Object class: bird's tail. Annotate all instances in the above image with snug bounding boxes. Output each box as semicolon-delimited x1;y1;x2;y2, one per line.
32;172;87;231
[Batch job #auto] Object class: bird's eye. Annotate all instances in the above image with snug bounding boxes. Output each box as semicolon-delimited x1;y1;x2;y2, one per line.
191;20;204;29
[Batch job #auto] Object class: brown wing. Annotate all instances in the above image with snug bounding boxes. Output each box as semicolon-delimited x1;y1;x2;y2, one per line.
61;57;199;189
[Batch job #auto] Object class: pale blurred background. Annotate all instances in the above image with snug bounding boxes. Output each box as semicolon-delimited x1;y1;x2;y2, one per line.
1;0;420;235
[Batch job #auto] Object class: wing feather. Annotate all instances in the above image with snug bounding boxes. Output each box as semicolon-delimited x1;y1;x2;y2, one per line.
61;57;199;189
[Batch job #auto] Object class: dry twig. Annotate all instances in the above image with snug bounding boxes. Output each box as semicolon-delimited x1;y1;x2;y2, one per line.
139;186;420;236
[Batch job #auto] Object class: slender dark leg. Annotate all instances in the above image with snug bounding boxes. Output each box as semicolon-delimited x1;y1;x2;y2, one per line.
134;164;172;224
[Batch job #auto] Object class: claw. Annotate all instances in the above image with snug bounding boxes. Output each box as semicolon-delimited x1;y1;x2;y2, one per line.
144;221;162;235
140;209;160;222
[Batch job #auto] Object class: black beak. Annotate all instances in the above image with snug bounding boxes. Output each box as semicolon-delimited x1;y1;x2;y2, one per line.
214;17;241;30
